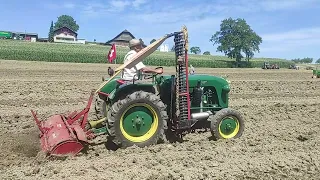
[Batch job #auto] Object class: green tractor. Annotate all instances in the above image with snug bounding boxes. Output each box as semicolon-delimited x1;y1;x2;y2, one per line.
89;28;245;148
312;67;320;78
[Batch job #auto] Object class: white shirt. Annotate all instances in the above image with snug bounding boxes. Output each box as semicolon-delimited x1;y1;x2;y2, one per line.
122;50;146;80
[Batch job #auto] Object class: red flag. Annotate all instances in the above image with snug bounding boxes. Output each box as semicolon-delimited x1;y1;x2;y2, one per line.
107;44;116;63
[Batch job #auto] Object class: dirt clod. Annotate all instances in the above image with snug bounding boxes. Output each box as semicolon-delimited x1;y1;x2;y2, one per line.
297;135;308;141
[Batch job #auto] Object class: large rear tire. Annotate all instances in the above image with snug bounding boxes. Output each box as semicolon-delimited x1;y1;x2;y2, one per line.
210;108;244;141
106;91;168;148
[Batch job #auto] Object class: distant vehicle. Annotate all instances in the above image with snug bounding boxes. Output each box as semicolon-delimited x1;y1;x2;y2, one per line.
289;64;299;70
0;31;12;39
262;62;279;69
312;67;320;78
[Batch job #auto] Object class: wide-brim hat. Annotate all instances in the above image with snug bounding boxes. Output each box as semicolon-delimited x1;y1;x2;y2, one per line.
129;39;141;48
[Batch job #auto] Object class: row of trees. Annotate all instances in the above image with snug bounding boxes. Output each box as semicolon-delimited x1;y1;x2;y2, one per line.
49;15;318;65
49;15;261;67
291;58;320;64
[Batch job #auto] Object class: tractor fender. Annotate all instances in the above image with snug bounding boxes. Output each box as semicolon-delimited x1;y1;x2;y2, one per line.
108;83;156;101
222;84;230;93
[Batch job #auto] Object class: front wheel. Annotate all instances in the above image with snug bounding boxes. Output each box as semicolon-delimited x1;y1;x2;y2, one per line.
106;91;168;148
210;108;244;141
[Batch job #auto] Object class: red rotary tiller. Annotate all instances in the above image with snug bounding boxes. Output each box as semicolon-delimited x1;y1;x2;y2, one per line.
30;91;97;157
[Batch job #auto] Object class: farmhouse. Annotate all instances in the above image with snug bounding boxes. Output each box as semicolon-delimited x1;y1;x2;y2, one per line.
53;26;77;42
105;29;146;47
53;26;85;44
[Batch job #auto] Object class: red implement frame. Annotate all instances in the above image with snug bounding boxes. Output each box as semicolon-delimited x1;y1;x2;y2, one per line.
31;91;96;157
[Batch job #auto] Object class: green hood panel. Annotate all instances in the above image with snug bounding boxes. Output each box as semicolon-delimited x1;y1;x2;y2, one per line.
156;74;230;108
157;74;229;87
99;76;122;94
99;76;155;101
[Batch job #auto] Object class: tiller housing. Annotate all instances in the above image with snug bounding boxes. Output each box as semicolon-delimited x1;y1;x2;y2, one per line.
31;91;97;156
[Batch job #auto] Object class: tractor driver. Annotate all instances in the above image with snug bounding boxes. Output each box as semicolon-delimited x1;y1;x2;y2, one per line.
121;39;163;81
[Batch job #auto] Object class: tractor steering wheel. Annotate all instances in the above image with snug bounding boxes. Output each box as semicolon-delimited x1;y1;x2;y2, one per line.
144;67;163;79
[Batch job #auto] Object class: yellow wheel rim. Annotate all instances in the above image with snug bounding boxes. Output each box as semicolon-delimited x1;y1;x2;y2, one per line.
218;116;240;139
120;103;159;143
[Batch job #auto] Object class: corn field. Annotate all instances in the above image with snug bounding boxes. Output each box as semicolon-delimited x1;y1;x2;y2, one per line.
0;40;294;68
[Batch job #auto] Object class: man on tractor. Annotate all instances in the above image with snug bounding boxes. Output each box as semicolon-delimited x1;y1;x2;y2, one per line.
121;39;163;81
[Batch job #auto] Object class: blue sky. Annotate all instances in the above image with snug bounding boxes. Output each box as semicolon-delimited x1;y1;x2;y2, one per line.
1;0;320;62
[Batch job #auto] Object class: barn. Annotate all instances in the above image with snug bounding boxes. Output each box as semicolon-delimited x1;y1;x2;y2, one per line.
12;32;38;42
105;29;146;47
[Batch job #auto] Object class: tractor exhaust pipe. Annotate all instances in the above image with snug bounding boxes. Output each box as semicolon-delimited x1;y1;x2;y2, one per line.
191;111;213;120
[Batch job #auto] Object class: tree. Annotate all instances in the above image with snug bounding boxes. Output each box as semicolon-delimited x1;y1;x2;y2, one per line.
316;58;320;64
291;58;300;63
292;57;313;64
210;18;262;66
150;39;156;44
190;46;201;54
54;15;79;32
302;57;313;63
203;51;210;55
48;21;54;43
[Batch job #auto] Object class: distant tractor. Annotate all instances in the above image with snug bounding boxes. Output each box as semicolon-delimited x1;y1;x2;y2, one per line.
289;64;299;70
312;67;320;78
262;62;279;69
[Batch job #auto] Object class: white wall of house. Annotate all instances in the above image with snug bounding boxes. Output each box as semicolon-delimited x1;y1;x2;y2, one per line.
77;39;86;44
54;32;76;42
52;31;86;44
159;44;169;52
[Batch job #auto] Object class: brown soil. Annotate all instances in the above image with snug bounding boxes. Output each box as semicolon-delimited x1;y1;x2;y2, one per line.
0;60;319;180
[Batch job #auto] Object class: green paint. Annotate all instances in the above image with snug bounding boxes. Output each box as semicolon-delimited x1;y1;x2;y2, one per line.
99;76;122;94
108;83;155;101
156;74;230;109
313;69;320;77
99;74;156;102
219;117;238;135
122;106;154;137
0;31;12;38
99;73;231;118
93;127;108;134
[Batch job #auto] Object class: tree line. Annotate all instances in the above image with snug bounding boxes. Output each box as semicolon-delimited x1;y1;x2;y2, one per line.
48;15;319;66
291;58;320;64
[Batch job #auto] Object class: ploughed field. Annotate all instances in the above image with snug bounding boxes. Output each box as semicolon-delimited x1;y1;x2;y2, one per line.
0;60;319;180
